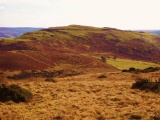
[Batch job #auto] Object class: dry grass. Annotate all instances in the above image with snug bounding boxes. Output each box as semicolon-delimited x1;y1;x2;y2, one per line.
0;70;160;120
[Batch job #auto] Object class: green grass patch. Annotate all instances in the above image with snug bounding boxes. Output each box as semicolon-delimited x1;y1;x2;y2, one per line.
106;58;160;70
0;38;31;45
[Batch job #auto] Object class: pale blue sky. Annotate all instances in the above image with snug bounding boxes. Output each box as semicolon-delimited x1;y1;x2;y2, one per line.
0;0;160;30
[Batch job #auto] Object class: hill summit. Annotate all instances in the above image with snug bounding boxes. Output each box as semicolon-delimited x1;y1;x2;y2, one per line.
0;25;160;70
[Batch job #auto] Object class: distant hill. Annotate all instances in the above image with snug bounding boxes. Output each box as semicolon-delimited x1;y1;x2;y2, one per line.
0;25;160;71
0;27;44;38
135;30;160;34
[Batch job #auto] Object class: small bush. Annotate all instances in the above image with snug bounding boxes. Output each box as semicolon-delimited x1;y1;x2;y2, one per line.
101;56;106;63
98;75;107;79
122;69;128;72
45;78;57;83
0;84;33;103
96;115;106;120
53;116;62;120
129;67;136;72
152;115;160;120
132;78;150;89
129;115;142;120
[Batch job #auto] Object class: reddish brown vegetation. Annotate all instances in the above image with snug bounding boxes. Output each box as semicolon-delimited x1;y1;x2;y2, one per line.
0;25;160;71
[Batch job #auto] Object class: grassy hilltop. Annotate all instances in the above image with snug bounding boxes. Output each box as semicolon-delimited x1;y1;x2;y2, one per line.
0;25;160;70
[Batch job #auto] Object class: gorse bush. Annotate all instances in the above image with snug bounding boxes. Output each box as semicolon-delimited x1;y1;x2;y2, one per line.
0;84;33;103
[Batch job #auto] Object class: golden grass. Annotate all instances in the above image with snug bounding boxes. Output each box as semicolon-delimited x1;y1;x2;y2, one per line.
0;70;160;120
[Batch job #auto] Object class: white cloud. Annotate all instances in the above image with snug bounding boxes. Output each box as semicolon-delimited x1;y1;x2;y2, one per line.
0;5;5;9
0;0;160;29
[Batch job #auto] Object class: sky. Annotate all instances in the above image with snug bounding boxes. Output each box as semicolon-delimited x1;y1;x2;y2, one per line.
0;0;160;30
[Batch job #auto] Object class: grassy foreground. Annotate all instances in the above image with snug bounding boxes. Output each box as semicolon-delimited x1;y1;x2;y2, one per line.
0;70;160;120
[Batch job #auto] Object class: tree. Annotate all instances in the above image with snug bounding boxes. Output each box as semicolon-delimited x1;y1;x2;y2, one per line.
101;56;106;63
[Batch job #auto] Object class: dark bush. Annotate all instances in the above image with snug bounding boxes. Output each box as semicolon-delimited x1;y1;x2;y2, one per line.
122;67;160;73
143;67;160;73
53;116;62;120
45;78;57;83
101;56;106;63
7;71;33;80
131;78;150;89
152;115;160;120
129;115;142;120
7;70;82;80
122;69;128;72
96;115;106;120
98;75;107;79
131;78;160;93
0;84;33;103
129;67;136;72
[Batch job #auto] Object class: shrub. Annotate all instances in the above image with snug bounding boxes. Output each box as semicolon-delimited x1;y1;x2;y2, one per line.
0;84;33;103
143;67;160;73
96;115;106;120
152;115;160;120
45;78;57;83
7;70;81;80
53;116;62;120
7;71;33;80
129;67;136;72
129;115;142;120
131;78;160;93
122;67;160;73
131;78;150;89
122;69;128;72
101;56;106;63
98;75;107;79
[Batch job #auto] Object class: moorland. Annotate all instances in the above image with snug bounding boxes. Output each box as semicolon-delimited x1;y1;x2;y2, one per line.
0;25;160;120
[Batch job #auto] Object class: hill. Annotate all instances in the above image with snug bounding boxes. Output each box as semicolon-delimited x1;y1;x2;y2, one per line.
136;30;160;34
0;25;160;71
0;27;43;38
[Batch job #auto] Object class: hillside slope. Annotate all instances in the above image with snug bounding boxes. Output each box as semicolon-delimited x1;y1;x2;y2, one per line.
0;25;160;70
